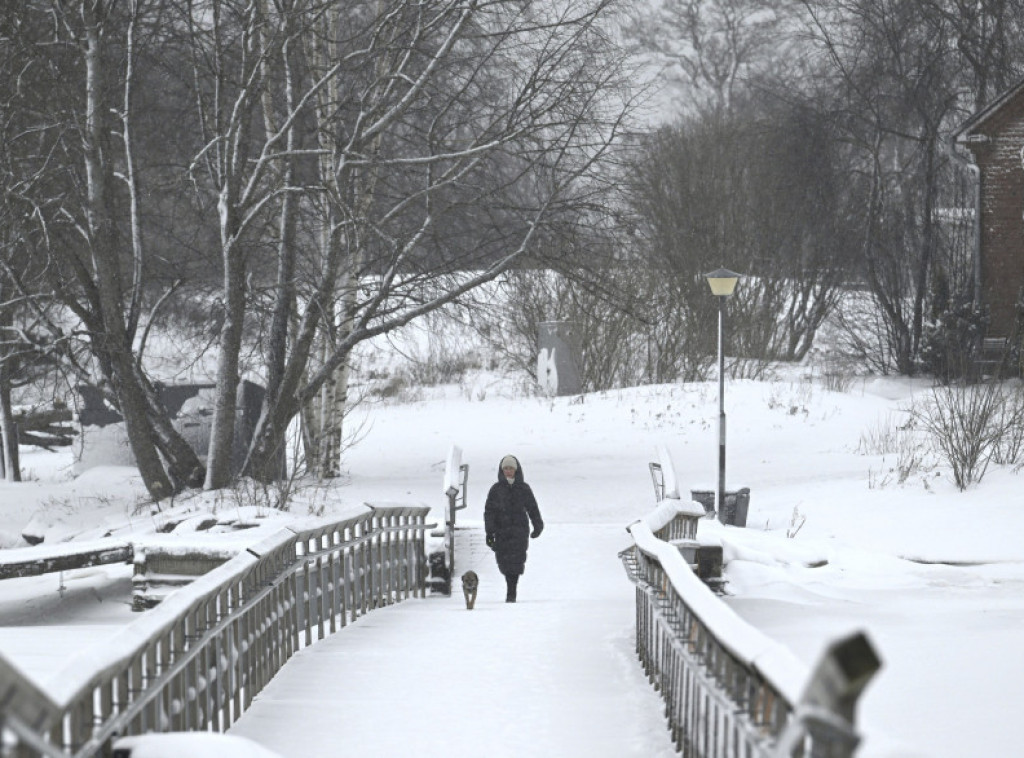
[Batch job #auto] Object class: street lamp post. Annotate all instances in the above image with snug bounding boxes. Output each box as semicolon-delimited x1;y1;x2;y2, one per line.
704;268;740;519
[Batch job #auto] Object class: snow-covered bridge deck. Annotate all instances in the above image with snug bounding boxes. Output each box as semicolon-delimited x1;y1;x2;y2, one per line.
226;525;678;757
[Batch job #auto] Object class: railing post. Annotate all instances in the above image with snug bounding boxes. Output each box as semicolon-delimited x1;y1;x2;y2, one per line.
772;632;881;758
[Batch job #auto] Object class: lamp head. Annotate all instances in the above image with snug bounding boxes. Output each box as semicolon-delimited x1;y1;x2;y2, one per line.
704;268;741;297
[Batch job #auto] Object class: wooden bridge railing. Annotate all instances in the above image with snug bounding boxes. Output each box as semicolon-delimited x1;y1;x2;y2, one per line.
0;504;431;758
621;500;880;757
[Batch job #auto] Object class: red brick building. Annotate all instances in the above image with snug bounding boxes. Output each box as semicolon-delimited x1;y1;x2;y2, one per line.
954;80;1024;339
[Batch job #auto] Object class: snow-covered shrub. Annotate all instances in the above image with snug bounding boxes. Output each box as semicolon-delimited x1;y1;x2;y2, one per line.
991;384;1024;467
910;383;1007;490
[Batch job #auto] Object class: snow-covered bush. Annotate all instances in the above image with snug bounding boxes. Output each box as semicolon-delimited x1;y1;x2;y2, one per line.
910;382;1024;490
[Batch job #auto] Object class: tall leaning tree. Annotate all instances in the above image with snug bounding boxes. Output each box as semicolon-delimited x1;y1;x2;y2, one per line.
0;1;207;499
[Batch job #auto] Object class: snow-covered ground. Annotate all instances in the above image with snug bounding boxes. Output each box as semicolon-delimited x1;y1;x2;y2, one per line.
2;371;1022;757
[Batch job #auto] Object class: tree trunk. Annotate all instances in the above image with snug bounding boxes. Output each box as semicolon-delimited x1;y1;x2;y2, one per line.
0;363;18;482
202;0;268;490
0;293;16;481
134;365;206;488
316;269;359;479
912;136;939;359
203;193;247;489
83;3;172;501
315;333;337;478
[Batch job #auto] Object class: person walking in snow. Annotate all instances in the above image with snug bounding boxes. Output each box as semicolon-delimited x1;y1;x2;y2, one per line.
484;454;543;603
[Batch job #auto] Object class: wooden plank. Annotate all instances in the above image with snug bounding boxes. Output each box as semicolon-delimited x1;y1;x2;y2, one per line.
0;542;132;580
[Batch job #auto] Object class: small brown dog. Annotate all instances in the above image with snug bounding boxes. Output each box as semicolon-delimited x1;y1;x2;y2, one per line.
461;570;479;610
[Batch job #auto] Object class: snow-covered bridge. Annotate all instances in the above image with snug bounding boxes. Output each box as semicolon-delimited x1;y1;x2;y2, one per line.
0;492;876;758
225;525;678;757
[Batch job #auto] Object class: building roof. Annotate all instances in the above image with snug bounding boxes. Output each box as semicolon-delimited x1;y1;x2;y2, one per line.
953;76;1024;144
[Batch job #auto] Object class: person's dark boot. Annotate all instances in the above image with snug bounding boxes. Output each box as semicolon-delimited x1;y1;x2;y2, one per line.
505;574;519;603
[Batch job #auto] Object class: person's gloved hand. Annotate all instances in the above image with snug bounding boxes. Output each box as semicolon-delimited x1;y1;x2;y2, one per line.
486;533;496;549
530;525;543;539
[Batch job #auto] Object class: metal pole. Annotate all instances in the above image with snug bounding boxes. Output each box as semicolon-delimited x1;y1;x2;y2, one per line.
445;488;457;596
717;296;726;516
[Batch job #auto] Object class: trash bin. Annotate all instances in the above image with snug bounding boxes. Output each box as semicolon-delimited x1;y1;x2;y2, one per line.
689;489;716;518
718;487;750;528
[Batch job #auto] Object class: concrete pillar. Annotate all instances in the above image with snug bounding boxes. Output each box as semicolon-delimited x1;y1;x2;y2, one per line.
537;321;583;396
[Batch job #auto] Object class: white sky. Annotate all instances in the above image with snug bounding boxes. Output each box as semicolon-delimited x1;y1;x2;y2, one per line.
2;369;1022;757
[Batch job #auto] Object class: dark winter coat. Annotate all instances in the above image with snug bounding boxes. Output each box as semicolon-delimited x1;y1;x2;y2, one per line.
484;456;543;577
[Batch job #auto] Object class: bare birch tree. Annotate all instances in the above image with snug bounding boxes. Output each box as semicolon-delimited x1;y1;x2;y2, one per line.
1;0;639;492
217;0;640;482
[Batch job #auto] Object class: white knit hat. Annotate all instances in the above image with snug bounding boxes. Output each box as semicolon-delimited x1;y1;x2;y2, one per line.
500;455;518;470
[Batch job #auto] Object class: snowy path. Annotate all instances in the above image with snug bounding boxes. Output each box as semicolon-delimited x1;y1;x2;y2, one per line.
227;523;679;758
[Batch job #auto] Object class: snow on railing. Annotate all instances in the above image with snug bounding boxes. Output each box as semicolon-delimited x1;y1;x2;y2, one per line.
621;505;880;757
648;444;681;501
642;498;705;542
439;444;469;594
0;504;432;758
